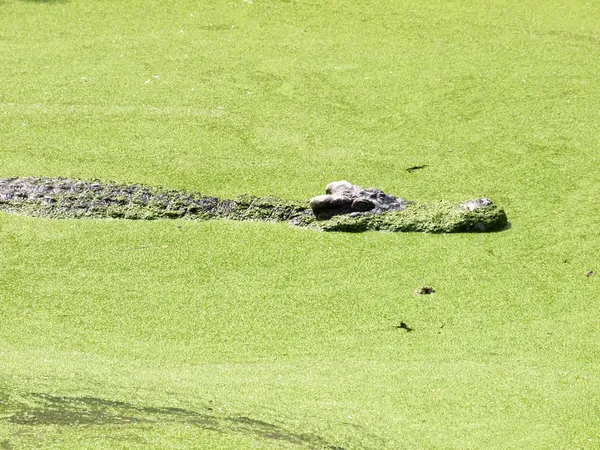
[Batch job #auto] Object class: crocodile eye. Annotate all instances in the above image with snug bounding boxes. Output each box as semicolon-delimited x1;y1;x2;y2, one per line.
352;198;375;211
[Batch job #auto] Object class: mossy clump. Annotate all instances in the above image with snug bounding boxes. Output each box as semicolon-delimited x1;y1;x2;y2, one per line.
317;201;508;233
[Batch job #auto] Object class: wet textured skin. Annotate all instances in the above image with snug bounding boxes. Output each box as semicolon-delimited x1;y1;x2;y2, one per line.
309;180;409;219
0;177;507;233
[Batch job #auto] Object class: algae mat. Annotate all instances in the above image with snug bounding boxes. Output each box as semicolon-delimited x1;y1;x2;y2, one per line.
1;0;600;448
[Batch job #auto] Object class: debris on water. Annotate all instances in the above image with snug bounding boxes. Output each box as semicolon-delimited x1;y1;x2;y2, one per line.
415;286;435;295
586;270;595;278
406;165;427;173
396;322;413;332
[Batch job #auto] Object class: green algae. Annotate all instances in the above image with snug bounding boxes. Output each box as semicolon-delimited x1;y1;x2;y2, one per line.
320;201;508;233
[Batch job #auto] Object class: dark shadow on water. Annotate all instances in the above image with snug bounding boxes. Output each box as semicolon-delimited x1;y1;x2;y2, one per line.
486;221;512;232
3;392;346;449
